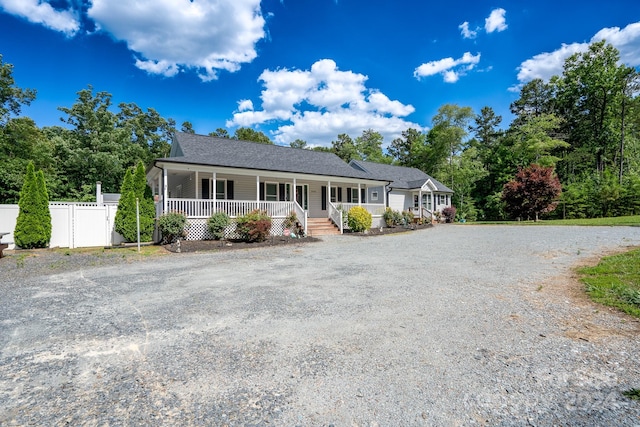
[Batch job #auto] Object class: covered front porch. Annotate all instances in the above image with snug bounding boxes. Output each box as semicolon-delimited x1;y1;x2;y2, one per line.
148;162;387;238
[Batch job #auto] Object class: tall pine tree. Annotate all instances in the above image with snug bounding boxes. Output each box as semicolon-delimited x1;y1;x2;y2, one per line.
114;161;155;242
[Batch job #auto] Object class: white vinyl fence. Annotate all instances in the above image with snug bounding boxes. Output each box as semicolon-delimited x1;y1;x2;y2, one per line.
0;203;125;250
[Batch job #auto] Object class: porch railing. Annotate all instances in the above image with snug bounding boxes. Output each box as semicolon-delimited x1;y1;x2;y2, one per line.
336;203;386;216
328;202;343;234
167;198;296;219
292;201;307;235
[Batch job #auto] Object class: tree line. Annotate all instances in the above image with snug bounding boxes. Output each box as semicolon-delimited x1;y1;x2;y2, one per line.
1;40;639;220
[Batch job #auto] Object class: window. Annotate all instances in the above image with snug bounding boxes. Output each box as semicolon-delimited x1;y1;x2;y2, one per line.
422;193;431;210
330;187;337;203
371;191;378;201
413;195;419;209
265;182;278;201
216;180;226;199
284;183;292;201
350;188;359;203
439;194;446;205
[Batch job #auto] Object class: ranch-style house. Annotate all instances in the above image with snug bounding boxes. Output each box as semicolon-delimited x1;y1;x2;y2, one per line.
147;132;453;237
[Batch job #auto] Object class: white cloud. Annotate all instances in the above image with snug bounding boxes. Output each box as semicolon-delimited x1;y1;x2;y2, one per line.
237;99;254;112
485;8;507;33
514;21;640;88
0;0;79;36
87;0;265;80
414;52;481;83
227;59;422;146
459;21;477;39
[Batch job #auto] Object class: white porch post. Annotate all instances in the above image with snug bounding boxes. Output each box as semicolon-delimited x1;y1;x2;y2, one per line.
195;171;199;199
293;178;297;203
358;183;361;206
419;190;422;219
328;180;331;208
256;176;260;201
213;172;217;205
162;167;168;213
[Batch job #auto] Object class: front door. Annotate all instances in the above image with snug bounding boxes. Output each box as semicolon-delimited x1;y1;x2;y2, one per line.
296;184;308;210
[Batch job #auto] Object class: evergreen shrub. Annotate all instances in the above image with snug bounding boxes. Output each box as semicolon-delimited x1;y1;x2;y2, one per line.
114;162;155;242
158;212;188;243
208;211;230;240
14;162;51;249
347;206;372;232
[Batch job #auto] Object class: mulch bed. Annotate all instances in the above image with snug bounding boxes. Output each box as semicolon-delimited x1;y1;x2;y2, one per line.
343;222;434;236
164;236;322;253
165;223;435;253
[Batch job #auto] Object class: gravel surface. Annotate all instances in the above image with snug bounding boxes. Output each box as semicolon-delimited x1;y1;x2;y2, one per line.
2;224;640;426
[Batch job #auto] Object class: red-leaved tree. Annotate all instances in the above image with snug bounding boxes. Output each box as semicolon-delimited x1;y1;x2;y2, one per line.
502;164;562;221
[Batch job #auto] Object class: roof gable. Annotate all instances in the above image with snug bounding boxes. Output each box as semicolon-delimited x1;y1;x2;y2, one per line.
160;132;378;181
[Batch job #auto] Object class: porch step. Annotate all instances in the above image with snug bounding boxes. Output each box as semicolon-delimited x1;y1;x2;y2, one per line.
306;218;341;236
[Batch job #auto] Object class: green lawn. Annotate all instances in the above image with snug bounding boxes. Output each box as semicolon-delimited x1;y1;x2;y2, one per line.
472;215;640;227
578;248;640;319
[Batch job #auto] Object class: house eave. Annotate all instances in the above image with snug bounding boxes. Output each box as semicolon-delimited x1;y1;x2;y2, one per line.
154;159;388;186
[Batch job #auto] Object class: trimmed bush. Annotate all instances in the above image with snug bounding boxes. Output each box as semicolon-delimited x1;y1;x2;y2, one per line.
442;206;456;223
236;209;272;242
402;210;414;224
158;212;188;243
14;162;51;248
383;207;405;227
115;161;155;242
208;211;230;240
347;206;372;232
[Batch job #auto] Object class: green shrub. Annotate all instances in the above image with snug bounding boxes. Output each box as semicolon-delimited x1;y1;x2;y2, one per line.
115;162;155;242
236;209;272;242
14;162;51;249
158;212;188;243
383;207;405;227
383;207;395;227
208;211;230;240
402;210;414;224
347;206;372;232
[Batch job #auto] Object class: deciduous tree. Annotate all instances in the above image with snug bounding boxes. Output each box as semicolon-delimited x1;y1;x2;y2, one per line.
502;164;562;221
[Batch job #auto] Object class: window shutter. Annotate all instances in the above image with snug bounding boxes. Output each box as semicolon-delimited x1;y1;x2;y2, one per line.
279;183;285;201
259;182;265;201
321;186;327;210
361;188;366;203
201;179;210;199
227;180;234;200
347;189;352;203
337;187;342;202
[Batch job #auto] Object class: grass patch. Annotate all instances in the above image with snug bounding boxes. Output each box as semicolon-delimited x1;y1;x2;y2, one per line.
472;215;640;227
577;248;640;319
622;388;640;400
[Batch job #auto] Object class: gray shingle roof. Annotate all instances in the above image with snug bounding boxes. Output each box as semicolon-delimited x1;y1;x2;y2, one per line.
349;160;453;193
158;132;381;181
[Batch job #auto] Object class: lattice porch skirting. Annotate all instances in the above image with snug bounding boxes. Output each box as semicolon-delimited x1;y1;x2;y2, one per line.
184;218;289;241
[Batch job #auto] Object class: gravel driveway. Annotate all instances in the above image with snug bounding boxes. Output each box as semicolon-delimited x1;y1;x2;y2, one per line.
2;225;640;426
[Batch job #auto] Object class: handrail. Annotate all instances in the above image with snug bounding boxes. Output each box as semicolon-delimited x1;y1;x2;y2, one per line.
328;202;343;234
293;201;307;235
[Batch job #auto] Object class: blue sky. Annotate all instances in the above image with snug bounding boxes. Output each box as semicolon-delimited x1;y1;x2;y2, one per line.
1;0;639;147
